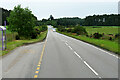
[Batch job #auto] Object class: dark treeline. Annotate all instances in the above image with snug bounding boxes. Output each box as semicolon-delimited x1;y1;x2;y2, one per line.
36;17;84;27
56;17;84;26
84;14;120;26
37;14;120;27
2;7;120;26
2;8;11;25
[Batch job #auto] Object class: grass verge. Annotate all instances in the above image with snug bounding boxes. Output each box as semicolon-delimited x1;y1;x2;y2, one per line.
0;31;47;56
57;31;119;55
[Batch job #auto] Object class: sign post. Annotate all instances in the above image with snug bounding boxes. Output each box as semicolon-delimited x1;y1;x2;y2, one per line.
2;29;3;50
0;26;6;51
4;21;7;49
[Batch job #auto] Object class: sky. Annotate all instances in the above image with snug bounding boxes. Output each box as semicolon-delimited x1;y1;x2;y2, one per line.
0;0;119;20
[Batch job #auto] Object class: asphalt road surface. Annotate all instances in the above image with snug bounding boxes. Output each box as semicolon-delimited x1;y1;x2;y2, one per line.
1;26;119;79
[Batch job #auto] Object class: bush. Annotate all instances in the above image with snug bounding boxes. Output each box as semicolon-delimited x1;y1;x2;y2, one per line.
67;28;72;33
15;35;20;40
57;26;66;32
109;37;112;41
93;33;102;39
41;25;47;32
30;30;38;39
115;33;120;38
61;28;66;32
34;27;41;34
86;34;89;37
72;26;88;35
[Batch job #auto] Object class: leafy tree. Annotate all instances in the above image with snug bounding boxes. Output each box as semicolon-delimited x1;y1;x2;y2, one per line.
7;5;36;39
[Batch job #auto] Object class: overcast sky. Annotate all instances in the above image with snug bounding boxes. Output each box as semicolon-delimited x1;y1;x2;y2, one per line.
0;0;119;20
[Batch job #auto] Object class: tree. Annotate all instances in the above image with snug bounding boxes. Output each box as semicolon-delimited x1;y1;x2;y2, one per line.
7;5;36;39
49;15;54;20
2;8;11;25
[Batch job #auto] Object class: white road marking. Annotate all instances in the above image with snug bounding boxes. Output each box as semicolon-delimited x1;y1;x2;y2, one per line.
58;32;104;79
84;41;118;58
62;35;102;79
59;33;119;59
74;51;83;60
68;46;73;50
98;76;102;78
65;42;68;46
84;61;98;76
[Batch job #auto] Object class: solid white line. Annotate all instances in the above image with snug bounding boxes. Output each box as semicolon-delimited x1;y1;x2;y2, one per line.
84;61;98;76
68;46;73;50
74;51;83;60
88;44;119;59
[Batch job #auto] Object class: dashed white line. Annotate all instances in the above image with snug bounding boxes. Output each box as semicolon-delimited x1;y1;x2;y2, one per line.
74;51;83;60
68;46;73;50
59;33;105;79
64;40;102;79
65;42;68;46
60;33;119;59
84;61;98;76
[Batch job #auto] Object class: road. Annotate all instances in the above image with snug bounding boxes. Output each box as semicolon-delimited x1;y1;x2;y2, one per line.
1;26;119;79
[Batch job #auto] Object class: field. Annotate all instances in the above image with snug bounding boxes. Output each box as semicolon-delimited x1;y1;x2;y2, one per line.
85;26;119;35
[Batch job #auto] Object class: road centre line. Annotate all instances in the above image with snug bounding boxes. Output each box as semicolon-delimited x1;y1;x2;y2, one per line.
34;39;47;78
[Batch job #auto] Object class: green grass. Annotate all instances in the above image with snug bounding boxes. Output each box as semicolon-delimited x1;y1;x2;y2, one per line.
0;31;47;56
85;26;120;35
57;31;119;54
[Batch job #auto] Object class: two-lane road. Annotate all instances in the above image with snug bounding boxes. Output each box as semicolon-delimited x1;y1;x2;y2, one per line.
1;26;119;79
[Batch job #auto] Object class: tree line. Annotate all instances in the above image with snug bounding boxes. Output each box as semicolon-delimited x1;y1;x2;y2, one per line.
2;7;120;27
84;14;120;26
36;14;120;27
